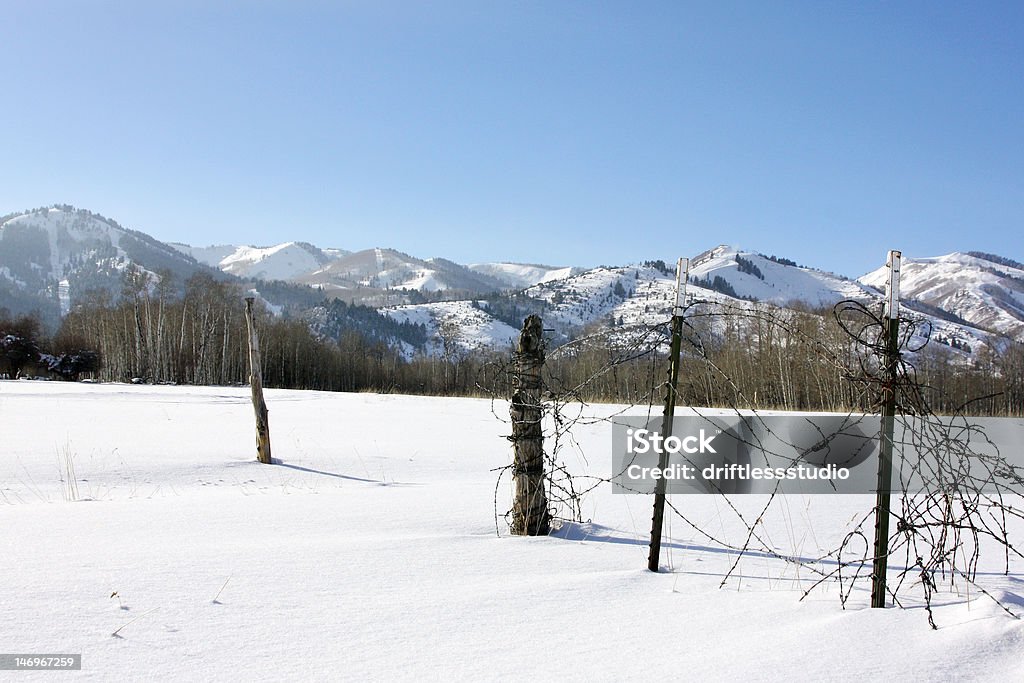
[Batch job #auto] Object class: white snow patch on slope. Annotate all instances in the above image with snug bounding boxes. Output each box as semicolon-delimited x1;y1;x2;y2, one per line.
58;279;71;316
385;268;448;292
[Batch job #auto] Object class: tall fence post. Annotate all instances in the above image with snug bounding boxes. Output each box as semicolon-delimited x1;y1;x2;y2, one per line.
648;258;688;571
510;314;549;536
244;296;272;465
871;250;901;607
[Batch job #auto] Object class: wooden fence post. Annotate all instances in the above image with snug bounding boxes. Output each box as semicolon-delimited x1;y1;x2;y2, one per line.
510;314;549;535
244;296;272;465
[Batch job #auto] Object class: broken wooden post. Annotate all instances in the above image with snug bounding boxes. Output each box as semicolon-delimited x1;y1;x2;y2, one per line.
510;314;549;535
244;296;272;464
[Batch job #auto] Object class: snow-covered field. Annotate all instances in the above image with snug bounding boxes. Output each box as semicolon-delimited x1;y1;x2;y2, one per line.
2;381;1023;681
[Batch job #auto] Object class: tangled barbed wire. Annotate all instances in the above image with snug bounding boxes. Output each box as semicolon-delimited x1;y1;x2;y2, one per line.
480;298;1024;626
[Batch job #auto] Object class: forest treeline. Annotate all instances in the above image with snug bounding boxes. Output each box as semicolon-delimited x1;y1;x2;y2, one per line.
2;269;1022;416
535;306;1024;417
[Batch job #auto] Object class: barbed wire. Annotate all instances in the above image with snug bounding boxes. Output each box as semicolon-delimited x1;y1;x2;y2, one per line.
481;299;1023;626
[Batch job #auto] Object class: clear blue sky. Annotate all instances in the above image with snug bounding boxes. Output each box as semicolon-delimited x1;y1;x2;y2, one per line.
2;1;1021;277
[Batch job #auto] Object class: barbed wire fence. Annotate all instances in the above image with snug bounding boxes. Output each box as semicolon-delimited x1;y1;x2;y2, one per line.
479;296;1024;628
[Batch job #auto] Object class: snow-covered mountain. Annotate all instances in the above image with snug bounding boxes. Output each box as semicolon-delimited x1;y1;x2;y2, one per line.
171;241;342;281
467;262;582;290
294;248;509;297
513;254;995;359
520;247;876;331
2;205;1021;360
173;242;579;296
170;243;575;300
688;246;877;306
859;252;1024;340
0;206;225;324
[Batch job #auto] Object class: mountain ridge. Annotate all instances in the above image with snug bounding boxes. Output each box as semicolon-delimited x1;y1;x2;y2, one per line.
2;205;1022;358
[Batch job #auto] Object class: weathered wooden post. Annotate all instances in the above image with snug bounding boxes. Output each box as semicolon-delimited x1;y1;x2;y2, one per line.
648;258;688;571
244;296;272;464
510;314;549;535
871;250;901;607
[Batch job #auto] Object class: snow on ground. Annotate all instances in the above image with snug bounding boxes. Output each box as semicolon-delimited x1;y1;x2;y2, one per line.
2;381;1023;681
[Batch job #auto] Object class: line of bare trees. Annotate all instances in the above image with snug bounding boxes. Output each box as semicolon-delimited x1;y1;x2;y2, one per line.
58;270;246;385
534;304;1024;417
10;268;1021;417
50;268;494;394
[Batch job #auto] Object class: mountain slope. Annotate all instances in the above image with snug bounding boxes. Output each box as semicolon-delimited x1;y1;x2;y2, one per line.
172;241;338;281
381;300;520;357
0;205;226;324
2;206;1020;360
519;257;996;359
859;252;1024;339
688;246;876;306
173;244;579;296
467;262;581;289
295;248;508;298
